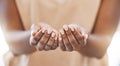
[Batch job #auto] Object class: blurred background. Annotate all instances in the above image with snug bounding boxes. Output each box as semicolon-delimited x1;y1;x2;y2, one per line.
107;22;120;66
0;22;120;66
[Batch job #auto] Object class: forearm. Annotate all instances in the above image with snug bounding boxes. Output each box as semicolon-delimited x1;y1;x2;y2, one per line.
5;30;36;55
80;34;111;58
79;0;120;58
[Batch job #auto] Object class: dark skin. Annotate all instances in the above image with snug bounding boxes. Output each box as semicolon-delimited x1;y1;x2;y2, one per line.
0;0;120;59
0;0;58;55
59;0;120;58
30;23;58;51
59;24;88;51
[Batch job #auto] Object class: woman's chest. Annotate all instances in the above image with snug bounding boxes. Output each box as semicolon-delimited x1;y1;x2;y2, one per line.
16;0;101;32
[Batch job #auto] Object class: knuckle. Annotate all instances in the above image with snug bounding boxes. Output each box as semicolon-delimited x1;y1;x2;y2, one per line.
67;31;71;35
45;34;50;37
44;46;51;51
61;47;66;51
70;40;75;44
66;31;69;35
40;39;46;45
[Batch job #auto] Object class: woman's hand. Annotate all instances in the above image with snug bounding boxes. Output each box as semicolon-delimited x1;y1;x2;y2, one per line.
59;24;88;51
29;23;58;51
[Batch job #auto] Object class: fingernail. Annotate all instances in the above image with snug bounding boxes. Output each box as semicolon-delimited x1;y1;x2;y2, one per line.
84;34;88;39
48;30;52;34
42;27;46;33
63;25;68;31
68;25;74;31
71;28;74;31
55;37;58;40
59;34;62;40
52;32;56;37
42;29;45;33
38;30;41;32
59;37;62;41
60;29;64;35
32;32;36;36
81;31;85;36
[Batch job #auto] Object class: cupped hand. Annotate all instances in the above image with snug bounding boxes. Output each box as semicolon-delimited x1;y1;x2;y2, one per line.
29;23;58;51
59;24;89;51
30;23;88;52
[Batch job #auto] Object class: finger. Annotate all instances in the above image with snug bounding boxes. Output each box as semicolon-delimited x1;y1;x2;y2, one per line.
44;32;55;50
30;30;43;46
38;29;52;50
76;24;89;46
30;36;37;46
31;25;41;36
31;31;36;36
74;25;85;47
69;25;84;47
36;42;43;51
82;34;89;46
51;35;58;50
63;25;79;50
60;29;73;51
31;27;40;36
59;34;66;51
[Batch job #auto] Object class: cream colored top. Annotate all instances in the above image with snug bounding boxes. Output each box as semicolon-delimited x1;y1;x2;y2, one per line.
16;0;100;32
15;0;108;66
